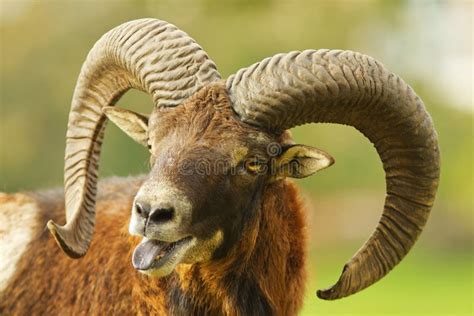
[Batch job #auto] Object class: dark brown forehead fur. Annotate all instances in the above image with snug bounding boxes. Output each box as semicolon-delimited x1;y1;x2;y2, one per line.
147;82;292;155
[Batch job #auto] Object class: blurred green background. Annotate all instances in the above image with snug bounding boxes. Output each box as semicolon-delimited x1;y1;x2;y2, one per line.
1;0;472;315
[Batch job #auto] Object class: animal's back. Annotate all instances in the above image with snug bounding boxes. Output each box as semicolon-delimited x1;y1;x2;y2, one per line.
0;176;152;315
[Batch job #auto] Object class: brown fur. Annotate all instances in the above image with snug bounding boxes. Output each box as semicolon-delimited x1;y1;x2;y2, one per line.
0;177;306;315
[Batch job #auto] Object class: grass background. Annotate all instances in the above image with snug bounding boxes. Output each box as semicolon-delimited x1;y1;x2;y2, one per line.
1;1;472;315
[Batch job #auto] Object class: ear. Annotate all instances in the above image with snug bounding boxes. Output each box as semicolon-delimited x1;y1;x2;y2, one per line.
273;144;334;179
103;106;149;147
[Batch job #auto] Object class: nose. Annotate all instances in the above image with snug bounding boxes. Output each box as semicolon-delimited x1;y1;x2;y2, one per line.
135;201;175;225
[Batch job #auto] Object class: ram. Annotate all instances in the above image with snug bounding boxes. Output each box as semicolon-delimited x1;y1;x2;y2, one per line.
0;19;440;315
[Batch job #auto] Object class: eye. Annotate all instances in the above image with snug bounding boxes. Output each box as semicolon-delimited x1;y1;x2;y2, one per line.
244;158;266;175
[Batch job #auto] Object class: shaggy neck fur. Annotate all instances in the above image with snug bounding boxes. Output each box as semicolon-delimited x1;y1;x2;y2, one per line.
0;178;306;315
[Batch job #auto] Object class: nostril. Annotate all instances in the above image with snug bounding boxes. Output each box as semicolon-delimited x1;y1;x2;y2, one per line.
135;202;150;218
149;208;175;223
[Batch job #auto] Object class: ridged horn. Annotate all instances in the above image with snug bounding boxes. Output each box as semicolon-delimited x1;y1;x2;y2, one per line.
47;18;221;258
226;49;440;299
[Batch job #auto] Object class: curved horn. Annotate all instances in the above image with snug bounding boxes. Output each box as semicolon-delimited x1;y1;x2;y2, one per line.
226;49;440;299
47;18;221;258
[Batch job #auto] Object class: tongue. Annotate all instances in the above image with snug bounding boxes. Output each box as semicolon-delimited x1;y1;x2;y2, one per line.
132;239;168;270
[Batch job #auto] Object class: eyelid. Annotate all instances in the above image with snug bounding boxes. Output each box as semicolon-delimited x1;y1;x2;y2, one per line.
247;157;267;164
244;157;267;173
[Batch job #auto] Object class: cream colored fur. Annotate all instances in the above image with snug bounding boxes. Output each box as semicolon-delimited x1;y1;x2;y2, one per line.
0;193;40;292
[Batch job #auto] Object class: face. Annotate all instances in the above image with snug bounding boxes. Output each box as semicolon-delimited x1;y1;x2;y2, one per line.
103;84;333;277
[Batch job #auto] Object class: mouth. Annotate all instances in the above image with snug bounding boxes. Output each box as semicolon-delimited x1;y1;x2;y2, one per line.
132;236;194;276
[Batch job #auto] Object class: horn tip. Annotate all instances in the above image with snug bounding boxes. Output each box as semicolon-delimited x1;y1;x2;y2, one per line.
316;286;341;300
317;283;350;300
316;288;333;300
316;264;351;300
47;220;86;259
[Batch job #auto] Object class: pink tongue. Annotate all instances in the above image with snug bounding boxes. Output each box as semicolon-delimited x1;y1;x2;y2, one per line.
132;239;168;270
